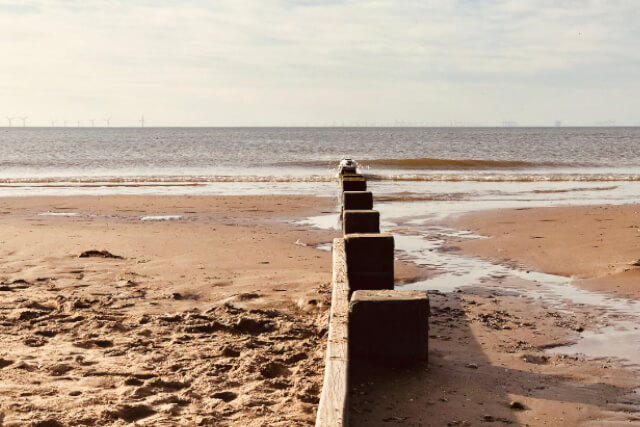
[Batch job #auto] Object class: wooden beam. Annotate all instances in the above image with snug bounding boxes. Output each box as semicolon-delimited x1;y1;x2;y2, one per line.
316;238;350;427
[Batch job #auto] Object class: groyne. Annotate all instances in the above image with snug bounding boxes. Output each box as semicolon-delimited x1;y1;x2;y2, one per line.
315;162;429;427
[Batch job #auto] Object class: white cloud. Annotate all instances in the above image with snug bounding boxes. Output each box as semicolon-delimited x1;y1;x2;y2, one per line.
0;0;639;125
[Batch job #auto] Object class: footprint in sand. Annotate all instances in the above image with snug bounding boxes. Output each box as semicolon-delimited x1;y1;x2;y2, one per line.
220;346;241;357
233;317;274;334
13;361;37;371
131;377;190;398
183;321;226;334
24;336;47;347
32;419;64;427
123;377;144;386
147;378;190;391
283;351;308;365
212;391;238;402
47;363;74;376
12;309;49;321
109;404;156;423
34;328;59;338
72;298;95;309
73;339;114;349
260;362;291;379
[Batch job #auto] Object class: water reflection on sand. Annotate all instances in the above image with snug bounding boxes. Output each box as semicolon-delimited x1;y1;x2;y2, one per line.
301;180;640;364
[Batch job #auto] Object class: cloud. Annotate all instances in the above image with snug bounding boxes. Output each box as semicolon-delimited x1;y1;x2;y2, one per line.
0;0;639;125
0;3;39;15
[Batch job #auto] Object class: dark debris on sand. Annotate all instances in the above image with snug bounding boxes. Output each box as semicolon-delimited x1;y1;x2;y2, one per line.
78;250;123;259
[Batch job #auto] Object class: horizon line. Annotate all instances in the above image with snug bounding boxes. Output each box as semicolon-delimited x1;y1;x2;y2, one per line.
1;125;639;129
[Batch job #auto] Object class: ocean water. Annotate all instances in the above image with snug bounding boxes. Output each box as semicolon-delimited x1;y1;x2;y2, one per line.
1;126;640;204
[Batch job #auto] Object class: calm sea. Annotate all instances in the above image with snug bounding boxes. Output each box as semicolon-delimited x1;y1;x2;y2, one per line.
1;127;640;207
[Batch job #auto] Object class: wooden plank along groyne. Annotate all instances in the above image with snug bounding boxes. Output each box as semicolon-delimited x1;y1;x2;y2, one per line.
315;161;429;427
315;238;350;427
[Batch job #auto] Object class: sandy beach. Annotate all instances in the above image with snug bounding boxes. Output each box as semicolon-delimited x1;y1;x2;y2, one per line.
349;203;640;426
0;195;340;426
2;195;640;426
0;195;426;426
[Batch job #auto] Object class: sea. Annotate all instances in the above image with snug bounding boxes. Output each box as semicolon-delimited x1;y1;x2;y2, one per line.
3;126;640;360
1;126;640;211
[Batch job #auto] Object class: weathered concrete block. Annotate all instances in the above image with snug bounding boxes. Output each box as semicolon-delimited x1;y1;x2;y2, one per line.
341;175;367;192
343;210;380;235
342;191;373;211
349;290;429;363
344;233;394;291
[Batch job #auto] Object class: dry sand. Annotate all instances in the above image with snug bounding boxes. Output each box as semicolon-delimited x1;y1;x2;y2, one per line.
350;203;640;427
0;195;342;426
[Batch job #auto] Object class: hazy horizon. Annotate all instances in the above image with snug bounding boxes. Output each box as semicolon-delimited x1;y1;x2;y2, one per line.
2;124;640;129
1;1;639;127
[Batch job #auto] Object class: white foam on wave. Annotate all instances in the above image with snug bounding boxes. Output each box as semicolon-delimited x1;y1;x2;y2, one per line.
37;212;80;217
140;215;182;221
4;171;640;186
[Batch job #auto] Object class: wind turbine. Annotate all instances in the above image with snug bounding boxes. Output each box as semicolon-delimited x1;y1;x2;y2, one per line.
63;120;67;127
77;120;80;128
139;115;145;127
105;117;111;127
20;116;28;127
51;120;56;127
89;119;95;127
6;117;14;127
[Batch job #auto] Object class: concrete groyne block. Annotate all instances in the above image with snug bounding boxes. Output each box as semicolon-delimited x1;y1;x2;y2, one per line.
341;174;367;192
342;191;373;211
349;290;429;364
343;210;380;235
344;233;394;291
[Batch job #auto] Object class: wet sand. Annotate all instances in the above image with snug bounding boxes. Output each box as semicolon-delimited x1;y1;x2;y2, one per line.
450;204;640;298
350;203;640;426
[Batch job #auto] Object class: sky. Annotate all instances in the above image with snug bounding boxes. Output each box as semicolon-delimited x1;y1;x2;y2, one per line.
1;0;639;127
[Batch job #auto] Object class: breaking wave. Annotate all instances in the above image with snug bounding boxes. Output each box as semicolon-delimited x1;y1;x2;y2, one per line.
1;173;640;187
0;176;335;186
357;158;551;169
282;157;566;169
533;185;618;193
365;174;640;183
